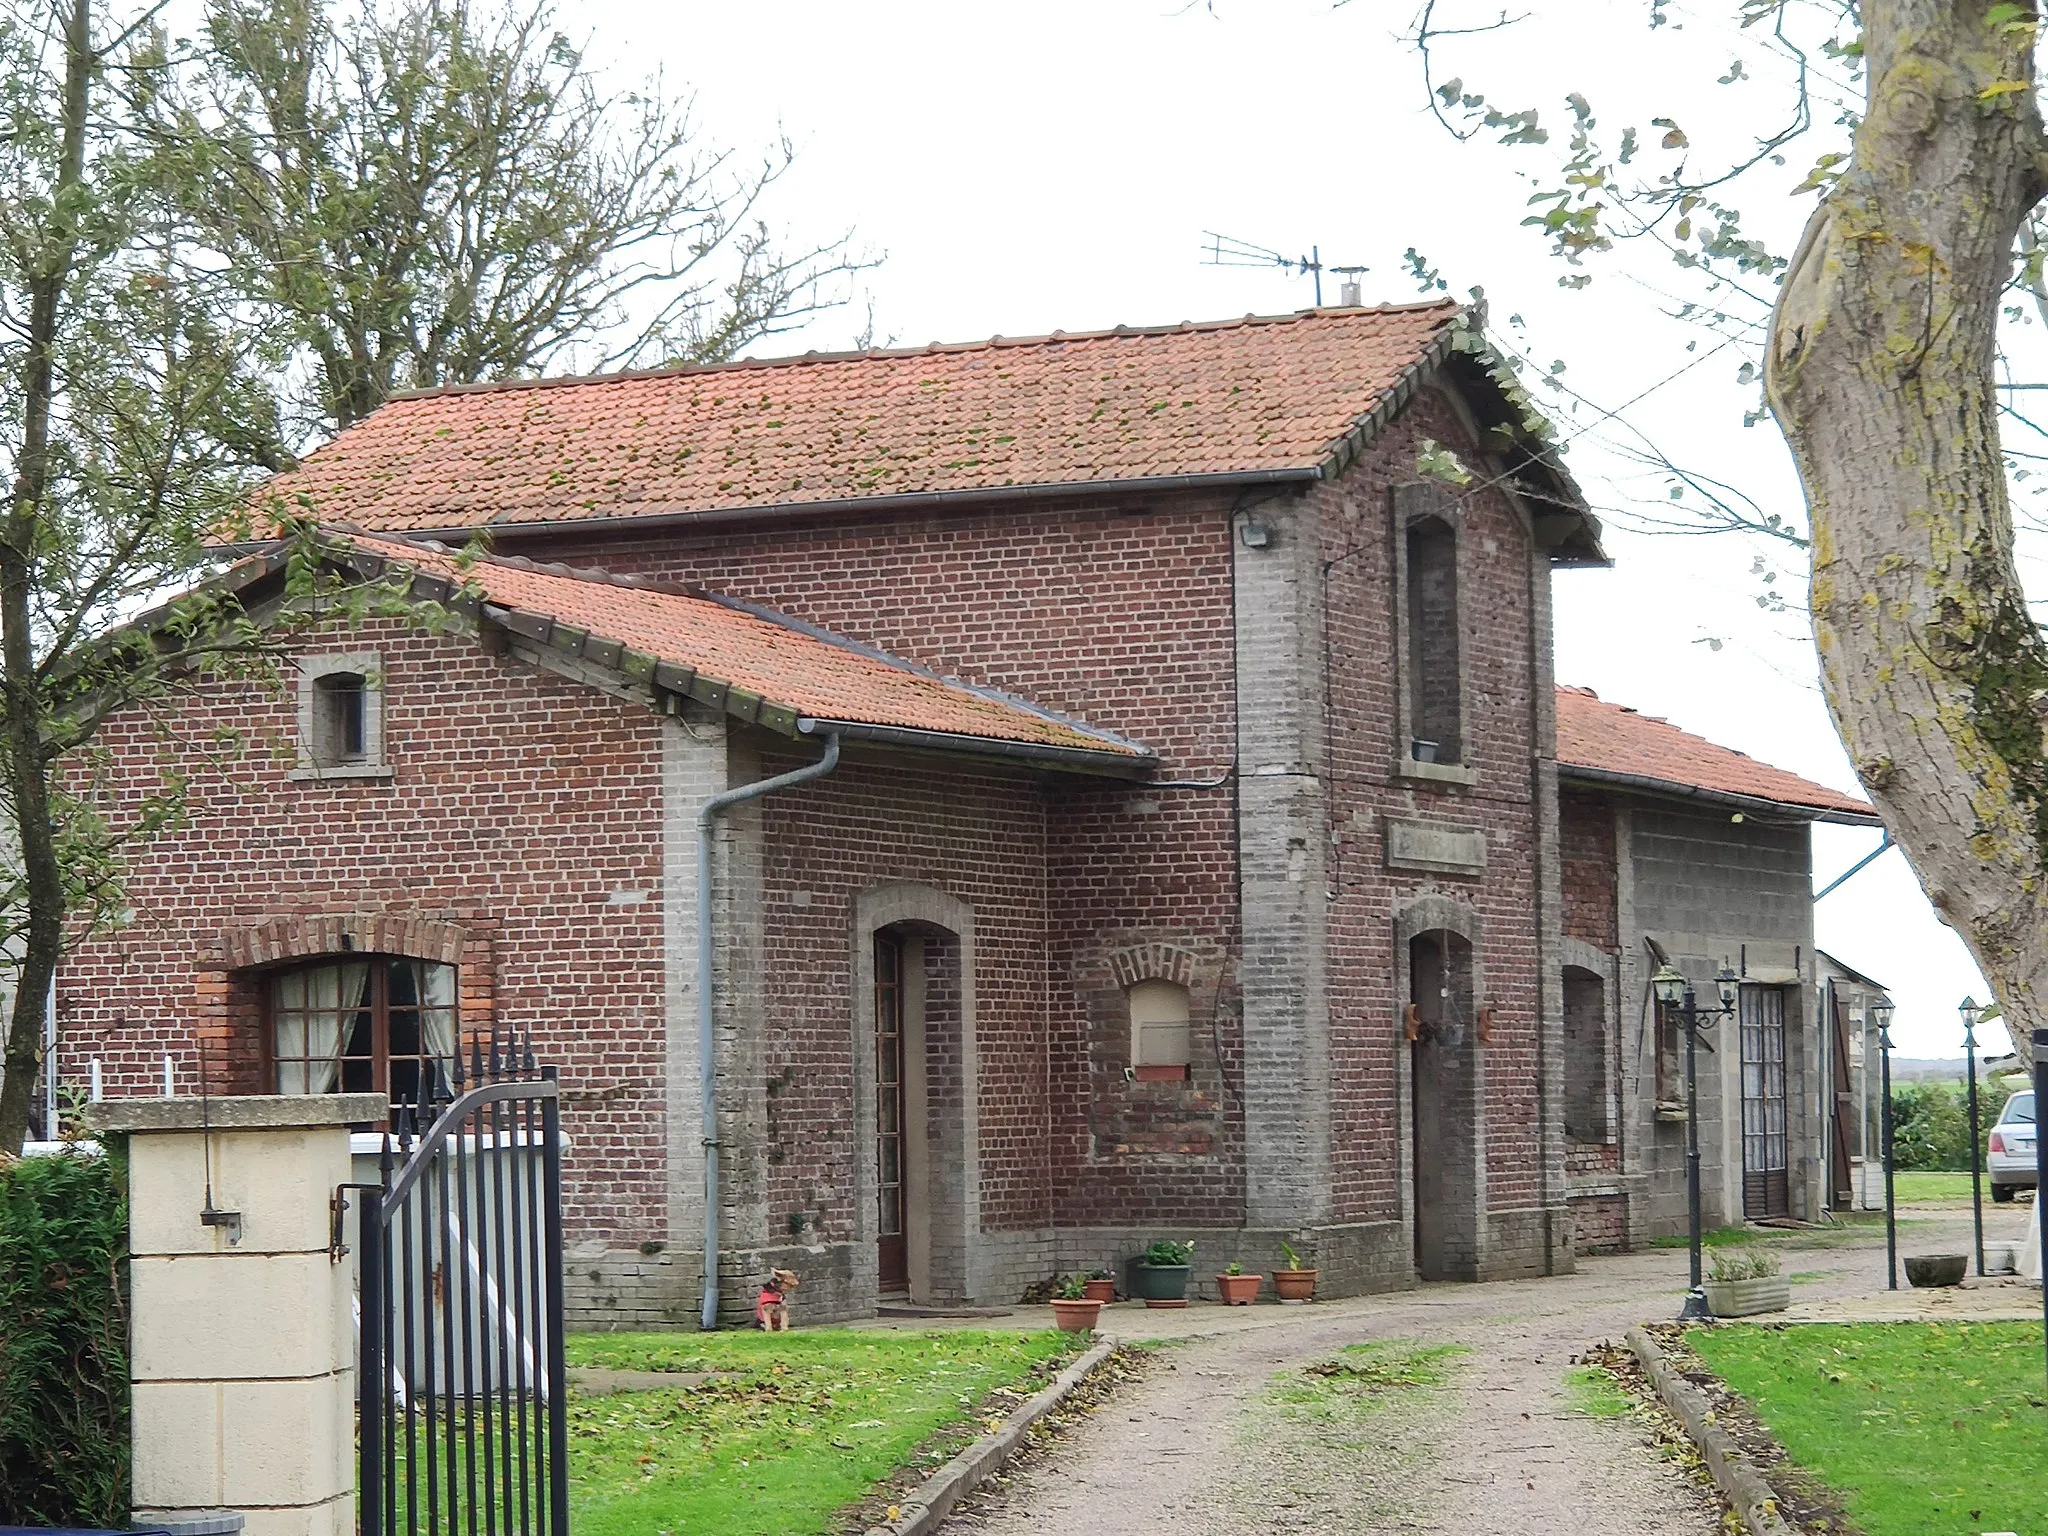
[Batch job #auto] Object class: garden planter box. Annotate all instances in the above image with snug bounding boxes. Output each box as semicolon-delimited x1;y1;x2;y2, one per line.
1131;1263;1191;1303
1216;1273;1262;1306
1272;1267;1317;1302
1905;1253;1968;1288
1702;1277;1789;1317
1050;1298;1103;1332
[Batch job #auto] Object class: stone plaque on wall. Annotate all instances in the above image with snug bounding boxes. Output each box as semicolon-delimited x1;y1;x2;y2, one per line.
1385;816;1488;876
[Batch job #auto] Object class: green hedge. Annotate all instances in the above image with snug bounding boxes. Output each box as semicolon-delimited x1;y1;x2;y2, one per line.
1892;1078;2020;1171
0;1147;130;1526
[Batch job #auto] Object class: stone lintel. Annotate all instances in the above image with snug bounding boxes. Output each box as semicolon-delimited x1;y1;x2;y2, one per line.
93;1093;386;1134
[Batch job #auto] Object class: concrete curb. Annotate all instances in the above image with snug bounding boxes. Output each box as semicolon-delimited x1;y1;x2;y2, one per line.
862;1337;1118;1536
1625;1326;1798;1536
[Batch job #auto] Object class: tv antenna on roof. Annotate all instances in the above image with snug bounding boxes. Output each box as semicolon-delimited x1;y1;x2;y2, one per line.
1202;231;1368;307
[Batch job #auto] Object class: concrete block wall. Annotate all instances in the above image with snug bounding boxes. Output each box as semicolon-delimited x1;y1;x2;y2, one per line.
1622;803;1820;1239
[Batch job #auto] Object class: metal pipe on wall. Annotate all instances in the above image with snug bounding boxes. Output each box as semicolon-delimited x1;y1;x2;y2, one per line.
698;734;841;1331
41;981;55;1138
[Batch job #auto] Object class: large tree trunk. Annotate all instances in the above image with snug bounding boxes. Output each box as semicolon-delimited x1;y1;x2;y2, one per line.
0;0;92;1156
1768;1;2048;1069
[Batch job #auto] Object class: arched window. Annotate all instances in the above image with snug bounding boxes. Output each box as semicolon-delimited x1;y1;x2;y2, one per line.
271;955;457;1102
1129;979;1191;1081
1405;515;1462;764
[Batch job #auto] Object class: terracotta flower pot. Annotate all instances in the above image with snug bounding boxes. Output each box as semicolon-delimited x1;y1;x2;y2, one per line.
1050;1298;1104;1333
1082;1277;1117;1303
1272;1267;1317;1302
1216;1272;1262;1306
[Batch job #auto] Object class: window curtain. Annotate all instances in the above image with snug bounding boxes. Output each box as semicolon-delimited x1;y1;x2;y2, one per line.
419;962;459;1083
276;960;369;1094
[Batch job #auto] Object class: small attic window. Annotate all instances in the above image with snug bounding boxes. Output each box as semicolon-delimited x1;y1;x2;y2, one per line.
293;652;390;781
317;674;367;761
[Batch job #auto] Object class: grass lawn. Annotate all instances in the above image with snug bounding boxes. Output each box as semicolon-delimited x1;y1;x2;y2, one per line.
1563;1364;1633;1419
562;1328;1079;1536
1262;1339;1465;1425
1690;1322;2048;1535
1648;1211;1914;1251
1891;1170;1983;1206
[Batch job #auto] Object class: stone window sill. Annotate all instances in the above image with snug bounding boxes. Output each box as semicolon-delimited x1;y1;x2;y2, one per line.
1394;756;1478;788
288;763;395;783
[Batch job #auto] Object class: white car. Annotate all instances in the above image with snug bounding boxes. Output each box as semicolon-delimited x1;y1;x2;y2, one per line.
1988;1090;2037;1201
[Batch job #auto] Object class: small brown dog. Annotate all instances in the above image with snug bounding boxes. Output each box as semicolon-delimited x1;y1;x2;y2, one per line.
756;1267;800;1331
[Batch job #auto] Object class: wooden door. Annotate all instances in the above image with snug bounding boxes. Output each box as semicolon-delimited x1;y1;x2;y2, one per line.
1740;986;1790;1218
875;933;909;1293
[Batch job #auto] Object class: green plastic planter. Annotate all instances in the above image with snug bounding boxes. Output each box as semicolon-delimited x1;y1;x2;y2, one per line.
1130;1262;1191;1302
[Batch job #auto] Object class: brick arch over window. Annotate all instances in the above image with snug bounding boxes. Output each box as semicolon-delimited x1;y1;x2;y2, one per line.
1107;943;1199;991
203;913;497;1094
218;914;469;970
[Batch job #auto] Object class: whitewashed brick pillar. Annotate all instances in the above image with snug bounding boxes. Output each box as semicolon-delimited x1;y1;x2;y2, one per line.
95;1094;385;1536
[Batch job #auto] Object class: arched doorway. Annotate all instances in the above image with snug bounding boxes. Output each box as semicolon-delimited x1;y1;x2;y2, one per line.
858;887;977;1307
1409;928;1482;1280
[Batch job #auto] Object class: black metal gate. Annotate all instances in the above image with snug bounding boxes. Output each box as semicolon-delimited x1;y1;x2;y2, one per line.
343;1044;570;1536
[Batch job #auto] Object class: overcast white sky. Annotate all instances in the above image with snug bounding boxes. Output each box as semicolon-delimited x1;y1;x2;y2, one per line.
568;0;2001;1057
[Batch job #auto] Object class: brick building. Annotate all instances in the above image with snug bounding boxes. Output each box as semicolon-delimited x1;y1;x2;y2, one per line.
1552;687;1880;1253
54;302;1633;1325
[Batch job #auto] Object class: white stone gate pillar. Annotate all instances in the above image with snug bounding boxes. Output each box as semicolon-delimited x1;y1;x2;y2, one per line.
95;1093;385;1536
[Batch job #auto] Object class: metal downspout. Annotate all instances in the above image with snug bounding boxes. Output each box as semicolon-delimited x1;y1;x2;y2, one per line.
698;733;841;1330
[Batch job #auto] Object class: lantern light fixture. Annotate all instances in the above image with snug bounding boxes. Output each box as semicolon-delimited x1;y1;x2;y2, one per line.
1651;963;1686;1010
1869;997;1896;1050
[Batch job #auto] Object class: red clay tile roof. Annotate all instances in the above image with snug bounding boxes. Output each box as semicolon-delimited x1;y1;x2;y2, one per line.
340;532;1150;767
263;305;1473;532
1555;686;1877;823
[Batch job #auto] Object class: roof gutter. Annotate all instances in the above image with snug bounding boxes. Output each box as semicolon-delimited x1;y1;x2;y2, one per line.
698;733;842;1331
794;716;1154;777
1558;763;1882;827
395;468;1326;546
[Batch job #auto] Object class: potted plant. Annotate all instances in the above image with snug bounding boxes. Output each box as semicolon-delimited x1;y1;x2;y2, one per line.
1131;1239;1194;1308
1701;1245;1789;1318
1215;1261;1262;1306
1272;1239;1317;1302
1082;1267;1117;1304
1049;1274;1104;1333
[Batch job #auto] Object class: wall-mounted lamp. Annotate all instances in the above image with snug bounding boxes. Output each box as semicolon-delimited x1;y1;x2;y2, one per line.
1239;520;1271;549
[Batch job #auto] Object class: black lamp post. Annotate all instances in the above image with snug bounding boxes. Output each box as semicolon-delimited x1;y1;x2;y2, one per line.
2034;1028;2048;1399
1961;996;1987;1278
1652;960;1740;1322
1874;998;1897;1289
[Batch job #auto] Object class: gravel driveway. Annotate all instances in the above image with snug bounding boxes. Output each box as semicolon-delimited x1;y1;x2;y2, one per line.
938;1205;1999;1536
